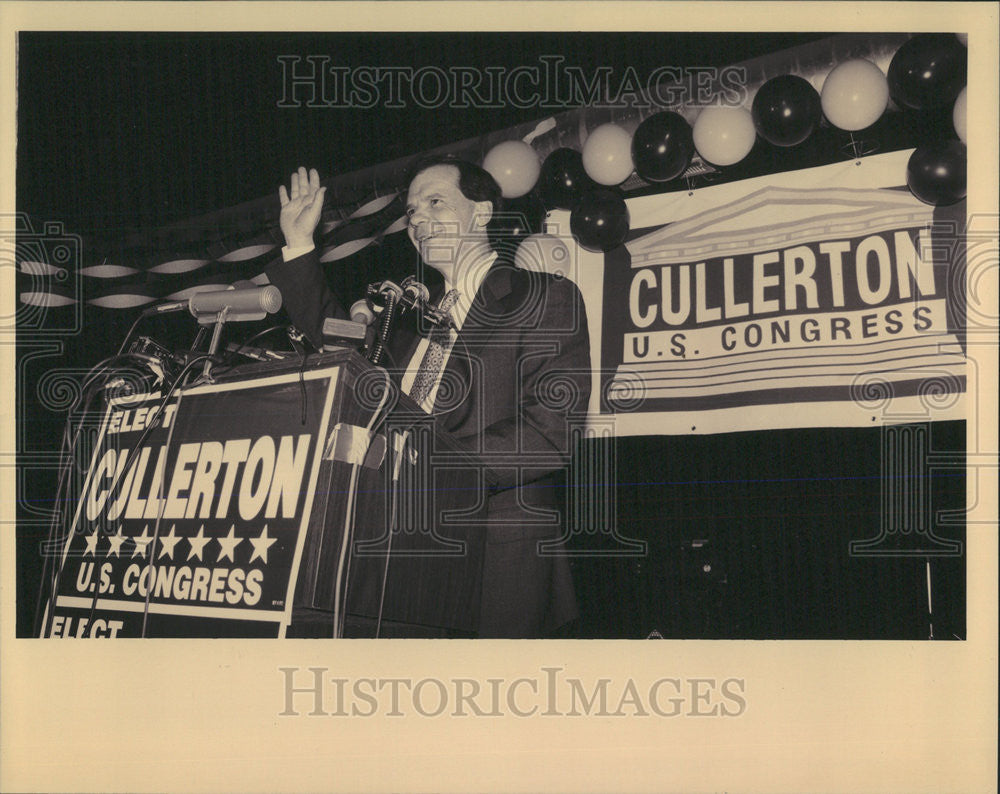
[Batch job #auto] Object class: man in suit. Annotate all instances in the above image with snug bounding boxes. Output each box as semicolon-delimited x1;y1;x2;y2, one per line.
267;158;591;638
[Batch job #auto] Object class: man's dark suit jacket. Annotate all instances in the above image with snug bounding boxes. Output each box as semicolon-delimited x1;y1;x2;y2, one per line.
266;250;591;637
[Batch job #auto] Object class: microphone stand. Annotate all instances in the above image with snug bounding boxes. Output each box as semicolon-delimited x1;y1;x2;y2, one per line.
363;278;453;365
369;292;397;365
196;306;230;384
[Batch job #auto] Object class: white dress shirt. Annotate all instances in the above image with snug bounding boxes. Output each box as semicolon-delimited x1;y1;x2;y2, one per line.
400;251;497;412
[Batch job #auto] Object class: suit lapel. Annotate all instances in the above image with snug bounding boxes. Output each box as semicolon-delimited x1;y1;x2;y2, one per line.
387;315;422;374
439;259;517;432
462;260;514;341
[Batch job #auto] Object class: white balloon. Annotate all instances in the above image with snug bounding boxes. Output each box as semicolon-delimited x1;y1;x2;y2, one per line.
692;106;756;166
482;140;540;199
821;59;889;131
953;86;967;143
582;123;634;185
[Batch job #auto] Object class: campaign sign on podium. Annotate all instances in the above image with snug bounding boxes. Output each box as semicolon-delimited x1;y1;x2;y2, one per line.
40;368;340;638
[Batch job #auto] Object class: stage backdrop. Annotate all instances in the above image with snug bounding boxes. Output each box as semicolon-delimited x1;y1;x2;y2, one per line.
534;149;966;436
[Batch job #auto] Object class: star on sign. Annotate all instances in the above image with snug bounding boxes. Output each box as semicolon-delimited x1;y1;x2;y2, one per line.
248;525;278;565
107;526;127;558
84;529;100;557
187;525;210;562
131;525;153;558
157;524;181;560
216;525;244;563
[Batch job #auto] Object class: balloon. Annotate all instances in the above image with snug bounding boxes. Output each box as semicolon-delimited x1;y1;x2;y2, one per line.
953;86;967;143
751;74;822;147
482;140;541;199
570;188;630;252
631;111;695;182
581;123;635;185
820;59;889;131
906;141;967;206
692;106;756;166
489;192;546;254
514;233;573;276
888;34;967;111
538;148;596;210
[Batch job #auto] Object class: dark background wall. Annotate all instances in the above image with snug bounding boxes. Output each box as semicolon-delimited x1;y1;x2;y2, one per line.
569;424;965;639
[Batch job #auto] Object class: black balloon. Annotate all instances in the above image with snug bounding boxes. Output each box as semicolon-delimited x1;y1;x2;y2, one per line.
538;148;596;210
631;111;695;182
888;34;968;111
489;192;546;253
570;188;630;252
751;74;822;147
906;141;967;206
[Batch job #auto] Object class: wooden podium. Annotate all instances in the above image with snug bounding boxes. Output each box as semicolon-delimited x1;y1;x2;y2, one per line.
40;347;493;639
278;348;495;637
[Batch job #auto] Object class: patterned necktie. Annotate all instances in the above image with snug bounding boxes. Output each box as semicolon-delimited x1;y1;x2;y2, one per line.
408;288;460;407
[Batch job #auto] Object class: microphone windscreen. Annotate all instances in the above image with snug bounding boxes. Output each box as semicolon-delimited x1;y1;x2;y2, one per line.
349;299;375;325
259;285;283;314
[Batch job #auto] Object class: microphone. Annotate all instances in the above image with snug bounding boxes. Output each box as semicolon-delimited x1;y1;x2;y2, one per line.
349;299;376;326
142;282;283;322
370;280;403;302
321;298;374;349
398;276;454;328
365;277;454;330
142;298;188;316
422;305;457;330
189;284;282;320
401;275;430;304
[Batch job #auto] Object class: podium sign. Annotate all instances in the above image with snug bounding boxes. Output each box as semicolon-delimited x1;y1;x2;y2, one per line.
41;368;341;637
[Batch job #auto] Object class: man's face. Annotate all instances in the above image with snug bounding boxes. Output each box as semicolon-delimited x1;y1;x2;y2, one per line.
406;164;491;277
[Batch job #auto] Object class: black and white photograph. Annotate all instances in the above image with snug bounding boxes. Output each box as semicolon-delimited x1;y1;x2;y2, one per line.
2;2;997;792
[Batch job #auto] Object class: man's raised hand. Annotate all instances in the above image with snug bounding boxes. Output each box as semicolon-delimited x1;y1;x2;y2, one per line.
278;167;327;249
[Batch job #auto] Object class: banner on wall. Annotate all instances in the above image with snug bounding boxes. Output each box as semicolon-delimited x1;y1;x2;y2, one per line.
547;150;967;436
